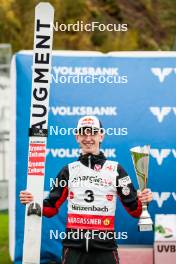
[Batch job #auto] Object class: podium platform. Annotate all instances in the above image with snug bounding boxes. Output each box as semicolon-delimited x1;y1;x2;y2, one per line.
118;245;153;264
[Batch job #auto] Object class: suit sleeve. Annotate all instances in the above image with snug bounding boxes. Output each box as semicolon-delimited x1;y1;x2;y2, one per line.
43;165;69;218
116;164;142;218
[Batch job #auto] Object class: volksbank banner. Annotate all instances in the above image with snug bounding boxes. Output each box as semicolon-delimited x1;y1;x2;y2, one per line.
10;51;176;263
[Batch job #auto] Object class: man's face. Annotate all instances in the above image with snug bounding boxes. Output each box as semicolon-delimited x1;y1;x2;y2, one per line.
76;127;104;155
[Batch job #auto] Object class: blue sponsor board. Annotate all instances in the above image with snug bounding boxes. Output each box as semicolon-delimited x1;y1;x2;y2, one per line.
11;51;176;263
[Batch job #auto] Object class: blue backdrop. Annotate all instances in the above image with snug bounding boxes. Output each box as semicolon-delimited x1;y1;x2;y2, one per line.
12;51;176;263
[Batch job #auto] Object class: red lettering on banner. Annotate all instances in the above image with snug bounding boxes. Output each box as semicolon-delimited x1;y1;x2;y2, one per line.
67;213;114;230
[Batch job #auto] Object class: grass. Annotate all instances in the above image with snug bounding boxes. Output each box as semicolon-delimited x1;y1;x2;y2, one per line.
0;210;12;264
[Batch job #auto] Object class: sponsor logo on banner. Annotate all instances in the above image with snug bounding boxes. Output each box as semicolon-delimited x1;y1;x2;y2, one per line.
52;66;120;76
150;149;176;165
46;148;116;158
149;107;176;123
153;192;176;208
28;143;45;176
51;66;128;85
151;68;173;83
156;244;176;253
50;106;117;116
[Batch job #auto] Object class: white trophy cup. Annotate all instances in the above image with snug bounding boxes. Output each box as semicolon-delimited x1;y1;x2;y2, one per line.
130;145;153;232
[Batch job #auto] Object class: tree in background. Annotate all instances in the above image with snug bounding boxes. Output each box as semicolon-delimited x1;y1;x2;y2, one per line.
0;0;176;52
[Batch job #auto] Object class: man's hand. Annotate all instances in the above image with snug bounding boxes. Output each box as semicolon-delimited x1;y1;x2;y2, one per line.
137;188;153;203
20;190;33;204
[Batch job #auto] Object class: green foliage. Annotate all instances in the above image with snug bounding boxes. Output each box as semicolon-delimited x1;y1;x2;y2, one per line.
101;0;122;18
0;0;176;52
59;0;86;23
0;211;12;264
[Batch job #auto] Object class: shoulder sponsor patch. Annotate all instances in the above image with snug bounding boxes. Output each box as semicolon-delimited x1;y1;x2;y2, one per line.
118;176;131;187
122;186;130;196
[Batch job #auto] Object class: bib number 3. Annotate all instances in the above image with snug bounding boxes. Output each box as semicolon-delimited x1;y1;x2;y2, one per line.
84;190;94;203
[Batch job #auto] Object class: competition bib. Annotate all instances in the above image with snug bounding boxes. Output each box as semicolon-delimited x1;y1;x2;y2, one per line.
67;160;118;230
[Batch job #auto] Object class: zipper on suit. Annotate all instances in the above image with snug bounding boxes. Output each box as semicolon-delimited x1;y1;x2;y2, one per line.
86;155;91;252
86;234;89;252
85;230;90;252
88;155;91;169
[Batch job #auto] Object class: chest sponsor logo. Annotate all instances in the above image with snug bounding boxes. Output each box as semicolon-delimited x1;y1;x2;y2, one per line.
67;214;114;230
103;218;111;226
69;191;74;199
106;194;113;201
71;175;112;186
71;204;108;212
105;164;116;172
94;164;102;171
71;164;80;170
